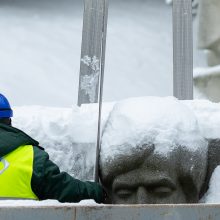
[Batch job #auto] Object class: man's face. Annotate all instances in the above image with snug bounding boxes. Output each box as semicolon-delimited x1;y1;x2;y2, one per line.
106;153;192;204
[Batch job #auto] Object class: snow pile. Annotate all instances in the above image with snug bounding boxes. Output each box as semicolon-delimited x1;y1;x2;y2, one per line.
13;103;114;179
184;100;220;140
14;104;113;144
0;199;99;207
101;96;207;163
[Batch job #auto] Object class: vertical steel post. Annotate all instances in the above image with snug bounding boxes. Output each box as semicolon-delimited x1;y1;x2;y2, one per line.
173;0;193;100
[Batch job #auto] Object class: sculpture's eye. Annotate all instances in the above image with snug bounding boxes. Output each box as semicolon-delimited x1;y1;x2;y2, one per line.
115;189;133;199
149;186;174;198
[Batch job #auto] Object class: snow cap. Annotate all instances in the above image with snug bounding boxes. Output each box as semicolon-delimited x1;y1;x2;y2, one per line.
100;96;207;164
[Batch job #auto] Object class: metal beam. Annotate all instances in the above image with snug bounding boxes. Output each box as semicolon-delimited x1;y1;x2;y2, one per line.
1;205;220;220
173;0;193;100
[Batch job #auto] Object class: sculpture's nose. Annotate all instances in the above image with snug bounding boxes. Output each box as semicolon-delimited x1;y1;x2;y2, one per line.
136;186;150;204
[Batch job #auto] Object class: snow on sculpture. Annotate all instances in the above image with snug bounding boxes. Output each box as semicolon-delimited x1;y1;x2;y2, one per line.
100;97;207;163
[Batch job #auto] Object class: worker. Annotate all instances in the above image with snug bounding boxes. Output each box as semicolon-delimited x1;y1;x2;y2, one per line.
0;93;105;203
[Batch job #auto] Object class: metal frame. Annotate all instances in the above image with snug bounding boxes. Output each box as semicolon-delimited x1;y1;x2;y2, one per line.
1;205;220;220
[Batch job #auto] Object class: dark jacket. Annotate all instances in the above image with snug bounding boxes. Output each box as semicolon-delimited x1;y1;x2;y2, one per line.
0;123;103;203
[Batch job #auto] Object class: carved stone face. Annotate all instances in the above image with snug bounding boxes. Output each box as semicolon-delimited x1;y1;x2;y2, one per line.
101;146;207;204
111;155;186;204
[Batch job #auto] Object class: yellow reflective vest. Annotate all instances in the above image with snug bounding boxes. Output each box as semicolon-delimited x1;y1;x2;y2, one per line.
0;145;38;200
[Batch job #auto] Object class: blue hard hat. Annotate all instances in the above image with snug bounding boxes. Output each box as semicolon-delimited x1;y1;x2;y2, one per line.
0;94;13;118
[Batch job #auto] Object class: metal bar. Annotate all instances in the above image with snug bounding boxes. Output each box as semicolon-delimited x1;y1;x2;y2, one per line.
78;0;107;106
173;0;193;100
2;205;220;220
94;0;109;183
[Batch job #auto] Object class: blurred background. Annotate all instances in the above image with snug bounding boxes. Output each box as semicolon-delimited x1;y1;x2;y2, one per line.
0;0;218;107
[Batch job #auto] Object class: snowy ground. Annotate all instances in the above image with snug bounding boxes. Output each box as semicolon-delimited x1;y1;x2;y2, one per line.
0;0;205;107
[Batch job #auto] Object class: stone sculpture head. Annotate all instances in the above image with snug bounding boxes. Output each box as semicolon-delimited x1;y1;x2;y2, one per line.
100;97;208;204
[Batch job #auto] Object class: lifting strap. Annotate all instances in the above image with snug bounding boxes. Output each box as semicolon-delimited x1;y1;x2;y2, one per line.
173;0;193;100
78;0;109;182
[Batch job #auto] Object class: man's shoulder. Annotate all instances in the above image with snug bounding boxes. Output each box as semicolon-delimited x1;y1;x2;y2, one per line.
0;124;39;157
33;145;48;160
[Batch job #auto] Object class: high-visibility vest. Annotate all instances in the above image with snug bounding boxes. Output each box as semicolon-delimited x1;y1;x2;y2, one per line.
0;145;38;200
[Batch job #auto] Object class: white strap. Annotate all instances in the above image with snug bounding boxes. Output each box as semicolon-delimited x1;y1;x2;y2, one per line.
78;0;108;106
173;0;193;100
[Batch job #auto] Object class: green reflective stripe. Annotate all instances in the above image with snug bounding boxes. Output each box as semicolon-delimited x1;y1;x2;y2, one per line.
0;145;38;200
